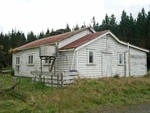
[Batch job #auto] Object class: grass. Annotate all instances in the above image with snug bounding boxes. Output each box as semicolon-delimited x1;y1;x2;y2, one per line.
0;75;150;113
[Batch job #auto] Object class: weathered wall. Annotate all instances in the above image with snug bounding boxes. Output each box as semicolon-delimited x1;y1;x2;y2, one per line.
129;48;147;76
12;48;75;77
55;50;76;75
76;34;147;78
13;48;40;77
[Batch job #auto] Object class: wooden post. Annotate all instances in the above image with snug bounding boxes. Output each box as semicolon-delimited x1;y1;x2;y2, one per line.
51;75;53;88
43;76;45;91
61;74;63;87
57;74;59;87
18;77;20;90
12;77;18;90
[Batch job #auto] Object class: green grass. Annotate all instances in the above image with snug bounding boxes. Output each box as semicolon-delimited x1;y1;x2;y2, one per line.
0;75;150;113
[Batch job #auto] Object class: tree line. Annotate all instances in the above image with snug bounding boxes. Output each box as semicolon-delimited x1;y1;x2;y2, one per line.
0;8;150;69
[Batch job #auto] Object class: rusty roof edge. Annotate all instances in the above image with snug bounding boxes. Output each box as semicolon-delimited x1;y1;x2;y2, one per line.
74;31;109;51
13;27;93;52
12;42;56;53
57;27;94;42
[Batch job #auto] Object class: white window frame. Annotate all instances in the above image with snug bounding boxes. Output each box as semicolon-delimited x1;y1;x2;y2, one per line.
28;55;34;64
16;56;20;65
118;52;124;65
87;50;95;64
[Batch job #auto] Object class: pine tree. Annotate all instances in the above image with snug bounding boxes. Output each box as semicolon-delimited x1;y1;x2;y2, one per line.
119;10;130;41
65;24;71;32
38;31;45;39
0;45;6;69
109;14;118;35
27;31;37;43
73;24;79;30
136;8;147;47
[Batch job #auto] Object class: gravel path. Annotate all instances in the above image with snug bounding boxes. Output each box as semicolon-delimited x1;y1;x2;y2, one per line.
88;102;150;113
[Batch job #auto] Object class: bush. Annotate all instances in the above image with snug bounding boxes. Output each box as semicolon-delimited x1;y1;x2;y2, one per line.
11;69;15;76
113;74;120;79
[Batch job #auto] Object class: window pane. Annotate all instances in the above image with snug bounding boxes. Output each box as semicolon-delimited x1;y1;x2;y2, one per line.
28;56;30;64
28;55;33;64
119;54;122;64
16;57;20;64
89;51;93;63
31;55;33;64
16;57;17;64
118;53;124;65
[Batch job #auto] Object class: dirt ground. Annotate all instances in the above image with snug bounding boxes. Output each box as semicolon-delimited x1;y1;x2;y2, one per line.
88;102;150;113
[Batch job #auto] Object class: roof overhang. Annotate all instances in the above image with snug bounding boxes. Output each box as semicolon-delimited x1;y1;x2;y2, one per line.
12;42;57;53
75;31;149;53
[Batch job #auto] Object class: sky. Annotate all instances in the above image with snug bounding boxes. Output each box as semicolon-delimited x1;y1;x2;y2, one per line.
0;0;149;35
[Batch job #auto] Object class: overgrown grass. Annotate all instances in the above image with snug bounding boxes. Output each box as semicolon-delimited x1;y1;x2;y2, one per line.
144;71;150;77
0;75;150;113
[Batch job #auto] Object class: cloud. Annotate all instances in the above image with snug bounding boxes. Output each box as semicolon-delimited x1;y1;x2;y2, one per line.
0;0;149;34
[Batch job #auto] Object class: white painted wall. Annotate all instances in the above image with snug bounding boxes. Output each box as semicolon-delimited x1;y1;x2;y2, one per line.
129;47;147;76
13;48;40;77
13;47;76;77
76;34;147;78
55;50;76;75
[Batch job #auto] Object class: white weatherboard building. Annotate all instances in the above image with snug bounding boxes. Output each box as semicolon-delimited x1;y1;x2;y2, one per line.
12;27;149;78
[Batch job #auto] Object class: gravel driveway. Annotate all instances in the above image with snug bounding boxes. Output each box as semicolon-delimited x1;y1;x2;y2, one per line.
88;102;150;113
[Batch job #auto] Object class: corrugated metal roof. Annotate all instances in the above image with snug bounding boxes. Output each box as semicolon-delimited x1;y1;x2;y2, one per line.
59;30;109;50
13;27;92;52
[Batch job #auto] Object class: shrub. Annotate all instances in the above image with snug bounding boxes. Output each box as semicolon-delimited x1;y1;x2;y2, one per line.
113;74;120;79
11;69;15;76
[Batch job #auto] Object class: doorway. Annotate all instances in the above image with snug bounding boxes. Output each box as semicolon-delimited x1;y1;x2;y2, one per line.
102;53;112;77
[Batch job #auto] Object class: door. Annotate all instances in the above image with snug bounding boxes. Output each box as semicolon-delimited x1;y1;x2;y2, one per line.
102;53;112;77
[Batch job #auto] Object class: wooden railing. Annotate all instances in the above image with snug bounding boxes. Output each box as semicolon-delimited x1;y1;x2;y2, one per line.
31;71;76;87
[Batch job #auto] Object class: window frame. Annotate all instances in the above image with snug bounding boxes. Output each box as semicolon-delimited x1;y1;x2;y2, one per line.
87;50;95;64
16;56;20;65
28;55;34;64
118;52;124;65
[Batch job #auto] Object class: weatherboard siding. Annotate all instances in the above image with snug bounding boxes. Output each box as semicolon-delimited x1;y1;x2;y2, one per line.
58;29;92;48
76;34;133;77
129;47;147;76
13;48;76;77
13;48;41;77
55;50;76;75
77;36;103;78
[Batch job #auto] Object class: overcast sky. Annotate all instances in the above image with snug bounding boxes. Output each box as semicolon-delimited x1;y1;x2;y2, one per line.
0;0;149;34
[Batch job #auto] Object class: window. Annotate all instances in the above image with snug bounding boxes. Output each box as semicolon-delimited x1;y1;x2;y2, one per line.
16;57;20;65
88;50;94;64
28;55;33;64
118;53;124;65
